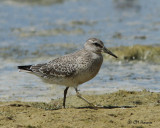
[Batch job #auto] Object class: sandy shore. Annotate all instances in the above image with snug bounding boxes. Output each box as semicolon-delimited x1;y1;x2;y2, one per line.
0;90;160;128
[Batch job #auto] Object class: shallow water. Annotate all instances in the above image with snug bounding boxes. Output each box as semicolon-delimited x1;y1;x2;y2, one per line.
0;0;160;101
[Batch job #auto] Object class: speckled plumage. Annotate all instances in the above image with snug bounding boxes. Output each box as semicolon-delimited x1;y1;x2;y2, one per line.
29;49;103;87
18;38;117;108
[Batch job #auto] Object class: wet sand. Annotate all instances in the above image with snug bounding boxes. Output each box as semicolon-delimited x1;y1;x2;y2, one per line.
0;90;160;128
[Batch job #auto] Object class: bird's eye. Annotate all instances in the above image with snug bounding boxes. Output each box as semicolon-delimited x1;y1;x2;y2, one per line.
94;43;102;48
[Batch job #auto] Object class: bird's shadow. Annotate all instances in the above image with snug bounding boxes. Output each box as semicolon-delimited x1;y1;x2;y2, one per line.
4;103;136;110
75;105;136;110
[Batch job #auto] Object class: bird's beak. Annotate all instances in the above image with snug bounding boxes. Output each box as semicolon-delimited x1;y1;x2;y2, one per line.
103;47;118;58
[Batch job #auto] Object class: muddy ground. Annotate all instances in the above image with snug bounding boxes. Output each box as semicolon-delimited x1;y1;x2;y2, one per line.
0;90;160;128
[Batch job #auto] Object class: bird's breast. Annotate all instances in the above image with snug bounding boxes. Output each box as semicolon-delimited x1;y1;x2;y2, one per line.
74;54;103;85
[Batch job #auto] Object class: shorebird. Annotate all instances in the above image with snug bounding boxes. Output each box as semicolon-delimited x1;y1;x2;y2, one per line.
18;38;117;108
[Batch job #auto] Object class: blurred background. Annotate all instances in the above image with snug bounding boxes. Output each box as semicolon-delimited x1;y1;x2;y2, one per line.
0;0;160;102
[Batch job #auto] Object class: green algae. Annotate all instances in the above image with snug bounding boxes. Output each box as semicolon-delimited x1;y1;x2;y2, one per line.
4;0;65;6
104;45;160;63
0;43;77;61
1;44;160;63
12;28;85;37
70;20;97;26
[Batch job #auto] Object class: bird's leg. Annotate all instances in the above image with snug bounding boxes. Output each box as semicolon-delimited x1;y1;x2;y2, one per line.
63;87;69;108
75;88;96;107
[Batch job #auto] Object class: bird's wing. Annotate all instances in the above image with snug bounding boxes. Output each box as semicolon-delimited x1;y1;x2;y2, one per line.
31;56;77;77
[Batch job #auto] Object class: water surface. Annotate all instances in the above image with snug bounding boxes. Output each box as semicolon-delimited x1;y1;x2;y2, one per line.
0;0;160;101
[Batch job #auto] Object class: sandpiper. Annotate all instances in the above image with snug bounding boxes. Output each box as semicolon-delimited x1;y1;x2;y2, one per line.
18;38;117;108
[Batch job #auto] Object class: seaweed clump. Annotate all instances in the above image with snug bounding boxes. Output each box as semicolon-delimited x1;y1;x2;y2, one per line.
105;45;160;63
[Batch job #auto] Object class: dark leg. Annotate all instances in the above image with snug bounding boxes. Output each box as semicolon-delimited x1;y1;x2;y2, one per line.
75;87;96;107
63;87;69;108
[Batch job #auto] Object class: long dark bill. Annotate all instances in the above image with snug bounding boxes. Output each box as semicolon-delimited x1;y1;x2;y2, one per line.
103;47;118;58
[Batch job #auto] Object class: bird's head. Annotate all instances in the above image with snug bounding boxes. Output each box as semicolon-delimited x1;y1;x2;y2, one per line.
84;38;118;58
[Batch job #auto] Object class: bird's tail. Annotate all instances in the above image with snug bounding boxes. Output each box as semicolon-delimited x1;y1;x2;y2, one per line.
17;65;32;72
